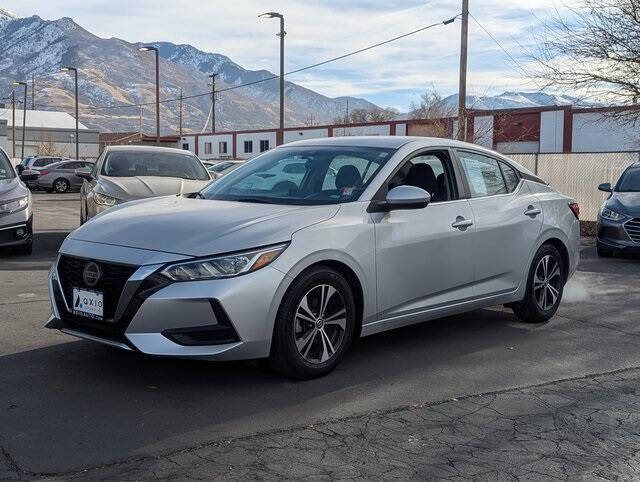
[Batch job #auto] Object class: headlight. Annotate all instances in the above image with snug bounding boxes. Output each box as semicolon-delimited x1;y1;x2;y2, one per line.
0;196;29;214
600;206;626;221
161;244;288;281
93;192;120;207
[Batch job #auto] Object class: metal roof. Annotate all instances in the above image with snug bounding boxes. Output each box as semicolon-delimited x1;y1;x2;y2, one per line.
0;109;89;130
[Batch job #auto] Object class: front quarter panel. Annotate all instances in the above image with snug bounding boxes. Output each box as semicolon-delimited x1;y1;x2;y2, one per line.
270;202;377;326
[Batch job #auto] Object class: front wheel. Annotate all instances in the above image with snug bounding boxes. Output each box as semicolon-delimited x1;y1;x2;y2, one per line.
512;244;566;323
270;267;357;379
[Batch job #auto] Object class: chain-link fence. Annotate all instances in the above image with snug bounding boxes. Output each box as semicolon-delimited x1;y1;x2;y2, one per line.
508;152;640;221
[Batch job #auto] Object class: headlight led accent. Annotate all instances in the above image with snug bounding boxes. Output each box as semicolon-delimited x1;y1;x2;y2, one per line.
600;206;626;221
161;243;288;281
93;192;120;207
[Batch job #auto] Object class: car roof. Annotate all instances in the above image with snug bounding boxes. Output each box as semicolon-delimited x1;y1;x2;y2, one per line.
281;135;500;152
104;145;194;154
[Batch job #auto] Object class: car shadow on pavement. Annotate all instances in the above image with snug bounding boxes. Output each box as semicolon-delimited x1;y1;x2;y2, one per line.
0;307;539;474
0;231;68;271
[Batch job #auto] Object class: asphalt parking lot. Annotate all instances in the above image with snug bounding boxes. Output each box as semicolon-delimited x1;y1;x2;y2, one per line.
1;193;640;479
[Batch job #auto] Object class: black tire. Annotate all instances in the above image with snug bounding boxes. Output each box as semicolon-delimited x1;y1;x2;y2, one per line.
53;178;70;193
511;244;566;324
270;266;357;379
596;241;614;258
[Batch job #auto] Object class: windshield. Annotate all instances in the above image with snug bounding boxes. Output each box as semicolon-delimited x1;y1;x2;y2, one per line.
200;146;395;205
616;167;640;192
0;151;15;180
101;151;210;180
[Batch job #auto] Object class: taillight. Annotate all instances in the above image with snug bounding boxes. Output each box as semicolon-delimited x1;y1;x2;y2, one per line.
38;170;48;177
569;202;580;219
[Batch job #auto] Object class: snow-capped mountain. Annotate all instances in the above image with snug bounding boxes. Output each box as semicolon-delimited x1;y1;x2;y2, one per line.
0;12;376;133
443;91;595;110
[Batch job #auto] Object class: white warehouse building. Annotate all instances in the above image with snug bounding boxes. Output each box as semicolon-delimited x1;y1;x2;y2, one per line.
0;108;100;161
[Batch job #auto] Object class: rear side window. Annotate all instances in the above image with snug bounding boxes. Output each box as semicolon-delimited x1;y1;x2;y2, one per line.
499;161;520;192
457;151;507;197
33;158;51;168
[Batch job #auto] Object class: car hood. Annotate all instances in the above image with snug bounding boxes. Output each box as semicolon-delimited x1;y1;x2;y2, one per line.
607;192;640;217
70;196;340;257
0;177;27;200
97;176;211;201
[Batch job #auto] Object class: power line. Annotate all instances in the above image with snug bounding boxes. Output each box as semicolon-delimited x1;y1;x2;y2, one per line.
71;15;459;112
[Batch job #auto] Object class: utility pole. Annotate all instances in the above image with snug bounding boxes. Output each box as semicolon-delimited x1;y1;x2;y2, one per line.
344;99;349;135
31;75;35;110
208;73;218;133
11;90;15;158
179;88;183;136
457;0;469;141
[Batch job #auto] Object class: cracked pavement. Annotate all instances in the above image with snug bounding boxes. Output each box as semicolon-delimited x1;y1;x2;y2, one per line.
2;194;640;480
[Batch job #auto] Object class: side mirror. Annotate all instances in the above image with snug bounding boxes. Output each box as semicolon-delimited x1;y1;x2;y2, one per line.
19;170;39;182
75;167;93;180
598;182;612;193
369;185;431;212
15;164;24;175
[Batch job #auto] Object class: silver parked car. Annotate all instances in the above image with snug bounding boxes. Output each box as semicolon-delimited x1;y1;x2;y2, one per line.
0;147;34;254
76;146;212;223
208;160;245;179
47;137;580;378
36;160;95;193
16;156;70;189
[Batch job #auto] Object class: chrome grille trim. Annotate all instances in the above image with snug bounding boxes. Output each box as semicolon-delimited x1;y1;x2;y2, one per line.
624;218;640;244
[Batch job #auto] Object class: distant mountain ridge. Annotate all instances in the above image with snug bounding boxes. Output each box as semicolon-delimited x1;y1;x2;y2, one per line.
0;10;376;133
443;91;596;110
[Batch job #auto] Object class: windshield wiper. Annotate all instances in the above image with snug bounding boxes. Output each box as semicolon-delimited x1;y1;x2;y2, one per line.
234;197;275;204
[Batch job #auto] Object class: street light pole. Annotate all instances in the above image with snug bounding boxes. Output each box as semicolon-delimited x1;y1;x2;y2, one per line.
139;46;160;145
11;89;15;158
61;66;79;159
12;81;27;161
259;12;285;145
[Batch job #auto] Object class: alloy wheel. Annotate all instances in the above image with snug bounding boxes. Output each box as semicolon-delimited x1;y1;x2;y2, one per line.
533;254;562;311
293;284;347;364
55;179;69;192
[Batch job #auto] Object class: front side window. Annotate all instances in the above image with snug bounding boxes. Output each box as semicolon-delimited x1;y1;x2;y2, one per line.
219;142;228;154
200;146;395;205
0;150;15;180
244;141;253;153
457;151;507;197
101;151;210;180
388;152;454;202
616;167;640;192
204;142;212;155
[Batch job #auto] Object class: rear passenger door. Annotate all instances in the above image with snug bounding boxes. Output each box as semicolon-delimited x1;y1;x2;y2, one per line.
455;150;543;298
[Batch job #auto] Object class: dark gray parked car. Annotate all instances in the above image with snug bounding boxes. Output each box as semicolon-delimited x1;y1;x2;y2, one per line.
36;160;95;193
597;162;640;256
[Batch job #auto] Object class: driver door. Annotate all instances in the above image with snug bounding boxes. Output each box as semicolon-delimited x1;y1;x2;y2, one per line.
372;150;476;323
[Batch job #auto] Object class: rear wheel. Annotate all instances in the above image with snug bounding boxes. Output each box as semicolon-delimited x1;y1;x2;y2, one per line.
270;267;357;379
53;178;70;193
512;244;565;323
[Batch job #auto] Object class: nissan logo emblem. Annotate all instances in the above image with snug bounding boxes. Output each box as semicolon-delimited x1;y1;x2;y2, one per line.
83;262;102;287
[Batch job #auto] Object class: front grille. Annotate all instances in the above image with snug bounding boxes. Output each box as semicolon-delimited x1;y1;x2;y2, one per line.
57;255;138;321
624;218;640;244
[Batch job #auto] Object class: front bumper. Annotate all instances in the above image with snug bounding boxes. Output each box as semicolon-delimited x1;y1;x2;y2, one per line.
596;216;640;252
0;212;32;248
46;246;288;360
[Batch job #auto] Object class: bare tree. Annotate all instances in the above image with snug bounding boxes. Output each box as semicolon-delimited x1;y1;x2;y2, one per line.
333;106;399;124
408;88;457;138
531;0;640;123
37;136;68;157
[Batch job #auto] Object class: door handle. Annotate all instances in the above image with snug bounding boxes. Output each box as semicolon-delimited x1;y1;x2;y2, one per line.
451;217;473;230
524;206;541;217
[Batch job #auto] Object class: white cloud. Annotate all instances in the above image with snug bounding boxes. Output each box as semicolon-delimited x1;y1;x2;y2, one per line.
5;0;569;109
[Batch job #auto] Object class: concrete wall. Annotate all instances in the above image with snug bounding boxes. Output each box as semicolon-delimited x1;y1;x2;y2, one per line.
539;110;564;153
572;113;640;152
8;126;100;160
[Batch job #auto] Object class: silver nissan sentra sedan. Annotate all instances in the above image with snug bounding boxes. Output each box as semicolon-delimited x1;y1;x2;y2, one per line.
47;137;580;379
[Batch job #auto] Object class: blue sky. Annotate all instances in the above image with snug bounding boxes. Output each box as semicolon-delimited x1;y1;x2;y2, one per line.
4;0;567;110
